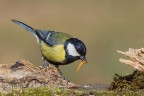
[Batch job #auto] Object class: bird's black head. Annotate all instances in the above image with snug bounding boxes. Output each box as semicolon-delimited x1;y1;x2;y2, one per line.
64;38;87;63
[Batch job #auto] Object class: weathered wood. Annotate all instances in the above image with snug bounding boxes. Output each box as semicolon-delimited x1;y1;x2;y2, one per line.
117;48;144;71
0;59;76;93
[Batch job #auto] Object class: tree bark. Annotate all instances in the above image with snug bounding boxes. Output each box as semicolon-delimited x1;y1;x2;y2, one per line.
0;59;75;93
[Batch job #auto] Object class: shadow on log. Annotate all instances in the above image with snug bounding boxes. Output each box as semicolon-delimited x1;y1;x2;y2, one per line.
0;60;76;93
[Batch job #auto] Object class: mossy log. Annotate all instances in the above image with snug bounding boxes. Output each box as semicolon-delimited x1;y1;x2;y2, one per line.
0;60;76;93
117;48;144;72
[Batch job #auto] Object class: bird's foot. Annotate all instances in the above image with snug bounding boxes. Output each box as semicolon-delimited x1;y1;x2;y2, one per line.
63;77;70;86
58;74;70;87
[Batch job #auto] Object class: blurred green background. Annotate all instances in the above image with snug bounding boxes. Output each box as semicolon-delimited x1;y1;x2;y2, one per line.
0;0;144;85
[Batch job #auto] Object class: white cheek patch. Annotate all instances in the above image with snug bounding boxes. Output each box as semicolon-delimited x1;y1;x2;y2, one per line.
67;43;80;57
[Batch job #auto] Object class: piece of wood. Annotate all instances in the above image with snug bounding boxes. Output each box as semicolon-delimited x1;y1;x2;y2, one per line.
117;48;144;72
0;59;76;93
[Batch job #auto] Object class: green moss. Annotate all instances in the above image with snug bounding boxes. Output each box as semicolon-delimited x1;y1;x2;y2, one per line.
1;87;144;96
4;87;85;96
109;70;144;90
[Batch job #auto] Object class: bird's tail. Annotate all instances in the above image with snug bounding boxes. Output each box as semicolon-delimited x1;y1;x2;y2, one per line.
11;19;35;33
11;19;40;43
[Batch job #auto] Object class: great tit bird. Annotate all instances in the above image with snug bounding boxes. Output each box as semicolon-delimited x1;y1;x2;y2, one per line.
11;19;87;72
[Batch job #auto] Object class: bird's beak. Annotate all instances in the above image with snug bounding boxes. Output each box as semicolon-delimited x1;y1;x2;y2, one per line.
76;56;88;72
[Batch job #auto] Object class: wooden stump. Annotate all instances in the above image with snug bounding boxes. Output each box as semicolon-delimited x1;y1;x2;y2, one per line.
0;60;76;93
117;48;144;71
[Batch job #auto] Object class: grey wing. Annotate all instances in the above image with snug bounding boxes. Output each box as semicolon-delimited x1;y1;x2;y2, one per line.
35;29;54;46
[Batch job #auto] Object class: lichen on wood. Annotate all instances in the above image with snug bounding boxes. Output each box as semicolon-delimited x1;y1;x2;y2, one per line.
0;59;75;93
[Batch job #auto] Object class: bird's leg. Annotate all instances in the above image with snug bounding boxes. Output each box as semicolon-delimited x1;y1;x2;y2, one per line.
55;65;63;76
41;56;50;72
42;57;49;67
55;65;70;84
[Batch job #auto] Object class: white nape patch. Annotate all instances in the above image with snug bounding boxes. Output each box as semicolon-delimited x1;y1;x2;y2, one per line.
67;43;80;57
33;33;40;43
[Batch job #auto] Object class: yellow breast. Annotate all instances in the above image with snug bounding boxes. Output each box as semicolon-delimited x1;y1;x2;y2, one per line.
40;41;65;63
